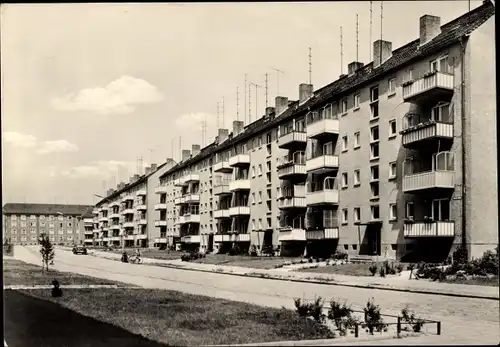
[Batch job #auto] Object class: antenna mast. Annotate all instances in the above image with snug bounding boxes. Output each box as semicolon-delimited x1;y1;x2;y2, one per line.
308;47;312;85
236;86;240;121
265;73;268;107
380;1;383;65
222;96;225;128
216;102;220;129
171;138;174;160
356;14;359;62
248;82;251;123
244;74;247;123
250;82;262;117
179;137;182;160
204;113;207;145
340;26;344;74
271;68;284;96
370;1;373;60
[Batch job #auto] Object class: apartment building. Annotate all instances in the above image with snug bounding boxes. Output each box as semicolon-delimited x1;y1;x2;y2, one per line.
93;160;176;248
78;207;95;246
155;1;496;261
2;203;94;245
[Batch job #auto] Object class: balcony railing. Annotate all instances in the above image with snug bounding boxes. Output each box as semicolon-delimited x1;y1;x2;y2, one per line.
155;186;168;194
154;220;167;227
403;171;455;192
229;206;250;216
229;154;250;167
401;113;454;147
174;196;185;205
138;219;147;225
214;183;231;196
184;174;200;184
214;209;231;219
121;208;135;215
155;237;168;244
306;177;339;205
183;194;200;203
214;233;250;242
278;197;307;209
278;130;307;149
122;221;134;228
402;71;454;103
277;152;306;179
306;155;339;173
154;203;167;210
229;179;251;191
306;228;339;240
182;214;200;224
135;204;147;211
181;235;201;243
213;160;233;173
136;189;147;196
278;228;306;242
404;221;455;237
307;118;340;139
121;195;134;202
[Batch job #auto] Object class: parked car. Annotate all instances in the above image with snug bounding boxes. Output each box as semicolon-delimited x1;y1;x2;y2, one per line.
72;246;87;255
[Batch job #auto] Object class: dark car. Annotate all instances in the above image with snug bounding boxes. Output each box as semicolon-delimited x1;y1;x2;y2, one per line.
72;246;87;255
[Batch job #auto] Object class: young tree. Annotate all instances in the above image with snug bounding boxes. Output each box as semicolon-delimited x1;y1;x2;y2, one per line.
39;233;55;272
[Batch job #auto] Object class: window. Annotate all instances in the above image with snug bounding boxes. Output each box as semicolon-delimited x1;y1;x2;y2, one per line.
353;207;361;222
370;182;379;199
370;126;379;143
370;86;379;102
432;199;451;221
354;93;360;109
11;228;17;234
258;219;263;230
342;209;348;224
389;204;397;221
353;132;360;149
388;78;396;95
389;162;397;179
405;202;415;220
341;99;348;114
370;166;379;181
341;172;348;188
370;143;379;160
30;215;36;220
370;205;380;220
11;215;17;220
431;102;451;122
353;169;360;186
251;219;256;231
251;193;256;204
406;69;413;82
258;164;263;176
430;55;449;73
20;221;26;227
251;166;256;178
389;119;397;137
258;191;263;203
342;135;348;151
20;215;26;221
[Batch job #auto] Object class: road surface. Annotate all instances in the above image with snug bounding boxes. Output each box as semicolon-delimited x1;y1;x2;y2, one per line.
12;246;500;345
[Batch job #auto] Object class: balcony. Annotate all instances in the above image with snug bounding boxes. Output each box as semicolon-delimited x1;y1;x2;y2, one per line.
229;154;250;167
402;71;454;103
278;197;307;209
307;118;339;140
306;228;339;240
229;179;251;191
278;131;307;150
111;236;121;242
184;174;200;184
401;121;454;147
136;234;147;240
154;220;167;227
154;203;167;210
109;224;121;230
98;217;108;222
92;209;99;215
278;228;306;242
136;189;147;196
155;237;168;244
404;221;455;238
214;209;231;219
155;186;168;194
403;171;455;193
277;152;306;180
214;183;231;196
135;204;147;211
174;178;184;187
214;234;231;243
174;196;185;205
229;206;250;216
306;155;339;173
214;233;250;242
213;160;233;173
138;219;147;225
83;218;93;225
121;208;135;215
125;235;134;241
182;214;200;224
109;201;120;208
168;229;181;237
122;222;134;228
121;195;134;202
181;235;201;243
306;189;339;205
183;194;200;203
109;213;121;219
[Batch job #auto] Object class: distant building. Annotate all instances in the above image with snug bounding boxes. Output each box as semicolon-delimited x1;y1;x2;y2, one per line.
2;203;94;246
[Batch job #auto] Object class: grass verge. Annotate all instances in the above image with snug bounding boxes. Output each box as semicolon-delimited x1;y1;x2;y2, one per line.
186;254;304;269
3;258;130;286
441;276;499;287
21;288;336;346
295;263;376;276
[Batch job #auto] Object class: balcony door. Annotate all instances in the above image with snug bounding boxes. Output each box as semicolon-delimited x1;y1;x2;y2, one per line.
432;199;451;221
430;55;449;73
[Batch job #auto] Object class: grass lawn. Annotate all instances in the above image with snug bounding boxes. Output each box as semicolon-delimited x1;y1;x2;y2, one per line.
441;276;499;287
3;258;129;286
21;288;335;346
188;254;304;269
101;248;184;261
295;262;377;276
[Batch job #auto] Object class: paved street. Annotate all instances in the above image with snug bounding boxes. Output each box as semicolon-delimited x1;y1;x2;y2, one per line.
13;246;500;345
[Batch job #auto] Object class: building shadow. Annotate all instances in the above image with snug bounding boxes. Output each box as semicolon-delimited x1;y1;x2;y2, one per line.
4;290;169;347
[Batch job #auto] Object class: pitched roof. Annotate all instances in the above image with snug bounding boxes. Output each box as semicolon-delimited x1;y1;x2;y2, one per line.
3;203;94;216
156;1;495;180
80;206;95;218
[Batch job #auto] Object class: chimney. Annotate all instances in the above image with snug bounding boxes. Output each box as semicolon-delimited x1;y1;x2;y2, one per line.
419;15;441;46
145;166;151;175
275;96;289;116
373;40;392;68
265;107;275;117
181;150;191;161
117;182;126;190
348;61;364;75
165;158;175;168
232;121;244;136
150;163;157;172
106;189;114;196
191;144;200;156
217;128;229;143
299;84;313;104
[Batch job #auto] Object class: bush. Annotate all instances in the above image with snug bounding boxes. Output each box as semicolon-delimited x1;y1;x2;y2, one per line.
249;245;258;257
401;306;425;332
478;248;499;275
363;298;386;334
293;297;325;323
308;257;314;263
379;267;386;277
396;264;404;273
369;264;378;276
294;298;311;317
328;299;357;336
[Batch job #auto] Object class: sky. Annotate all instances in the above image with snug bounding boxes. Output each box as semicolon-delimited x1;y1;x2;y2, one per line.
1;1;481;205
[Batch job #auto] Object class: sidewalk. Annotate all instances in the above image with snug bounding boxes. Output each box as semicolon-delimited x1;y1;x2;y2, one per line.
87;250;499;300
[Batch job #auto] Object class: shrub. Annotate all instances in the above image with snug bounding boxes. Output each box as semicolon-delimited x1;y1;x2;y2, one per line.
327;299;357;336
180;254;191;262
294;298;311;317
478;248;499;275
453;247;468;264
383;261;397;275
401;306;425;332
363;298;386;334
51;279;62;298
294;297;325;323
249;245;258;257
369;264;378;276
379;267;386;277
396;264;404;273
308;257;314;263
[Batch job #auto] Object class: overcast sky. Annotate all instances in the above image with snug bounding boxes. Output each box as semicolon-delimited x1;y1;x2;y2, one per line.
1;1;480;205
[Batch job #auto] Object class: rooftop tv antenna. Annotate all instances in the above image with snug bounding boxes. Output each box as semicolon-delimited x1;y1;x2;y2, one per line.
216;101;220;129
244;74;247;123
340;26;344;74
249;82;262;117
236;86;240;121
265;73;268;107
356;14;359;62
380;1;383;65
138;156;143;175
222;96;225;128
204;113;207;145
369;1;373;60
171;138;174;160
179;136;182;160
308;47;312;85
270;67;284;95
248;81;251;123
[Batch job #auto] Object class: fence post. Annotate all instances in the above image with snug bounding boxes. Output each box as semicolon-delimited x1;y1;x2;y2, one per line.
397;316;401;337
355;323;359;338
437;321;441;335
